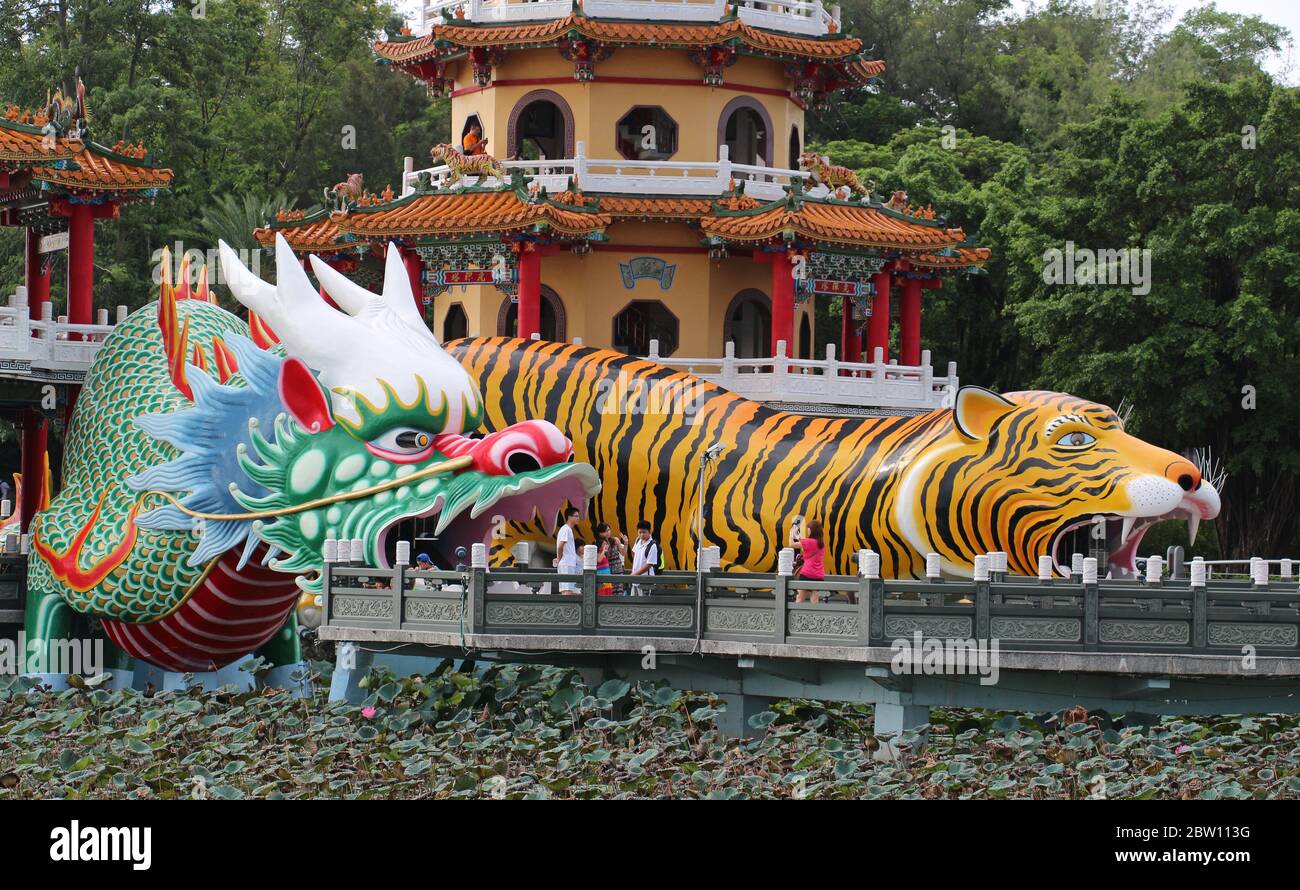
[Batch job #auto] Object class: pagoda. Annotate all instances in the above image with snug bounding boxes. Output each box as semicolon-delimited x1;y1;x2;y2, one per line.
259;0;988;412
0;86;172;534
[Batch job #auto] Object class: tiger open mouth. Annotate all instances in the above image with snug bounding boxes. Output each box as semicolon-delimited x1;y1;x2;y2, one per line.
1048;483;1221;579
374;463;599;570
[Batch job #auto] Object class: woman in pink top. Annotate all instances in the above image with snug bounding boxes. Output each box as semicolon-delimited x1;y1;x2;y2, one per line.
793;518;826;604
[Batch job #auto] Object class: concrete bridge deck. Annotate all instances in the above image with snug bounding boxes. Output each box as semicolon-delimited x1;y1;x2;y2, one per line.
318;561;1300;736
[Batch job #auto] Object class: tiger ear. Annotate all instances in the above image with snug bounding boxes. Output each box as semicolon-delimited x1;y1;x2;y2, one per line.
953;386;1016;440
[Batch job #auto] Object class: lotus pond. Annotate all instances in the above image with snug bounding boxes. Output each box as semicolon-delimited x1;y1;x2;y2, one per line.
2;662;1298;799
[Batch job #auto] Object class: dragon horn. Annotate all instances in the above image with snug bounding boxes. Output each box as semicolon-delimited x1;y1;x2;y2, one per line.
218;239;277;319
308;253;380;318
381;242;429;333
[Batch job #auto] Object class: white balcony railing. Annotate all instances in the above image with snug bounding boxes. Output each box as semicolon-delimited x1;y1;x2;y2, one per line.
0;286;122;375
402;143;819;201
648;339;958;412
420;0;841;35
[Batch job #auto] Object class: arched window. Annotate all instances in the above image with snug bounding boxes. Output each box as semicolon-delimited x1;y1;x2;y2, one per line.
616;107;678;161
507;90;575;160
443;303;469;342
789;125;801;168
497;286;567;341
799;313;812;359
718;97;773;167
613;300;679;357
723;289;772;359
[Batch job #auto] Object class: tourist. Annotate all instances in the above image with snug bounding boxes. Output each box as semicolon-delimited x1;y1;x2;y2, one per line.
554;506;581;594
595;522;623;596
411;552;434;589
630;520;659;596
792;518;826;604
462;122;488;156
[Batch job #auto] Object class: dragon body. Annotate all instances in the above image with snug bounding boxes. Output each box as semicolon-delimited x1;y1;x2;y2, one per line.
26;240;598;672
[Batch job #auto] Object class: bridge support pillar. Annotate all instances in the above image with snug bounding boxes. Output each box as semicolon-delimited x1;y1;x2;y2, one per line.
328;642;374;704
716;692;777;739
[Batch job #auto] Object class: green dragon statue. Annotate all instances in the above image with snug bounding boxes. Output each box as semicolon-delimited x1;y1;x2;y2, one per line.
25;237;599;674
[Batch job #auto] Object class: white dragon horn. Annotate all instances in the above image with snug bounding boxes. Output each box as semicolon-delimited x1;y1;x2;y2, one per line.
309;253;381;319
218;239;277;318
381;242;430;334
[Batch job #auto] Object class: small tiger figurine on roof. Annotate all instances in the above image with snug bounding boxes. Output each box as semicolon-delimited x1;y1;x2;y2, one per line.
798;151;871;200
430;143;509;190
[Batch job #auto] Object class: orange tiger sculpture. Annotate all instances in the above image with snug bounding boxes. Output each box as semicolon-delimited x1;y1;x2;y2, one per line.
452;338;1221;581
799;151;871;199
430;143;509;189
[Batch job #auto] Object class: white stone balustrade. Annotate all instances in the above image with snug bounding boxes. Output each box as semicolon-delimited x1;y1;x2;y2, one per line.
420;0;841;36
402;143;818;201
0;285;122;377
647;339;957;412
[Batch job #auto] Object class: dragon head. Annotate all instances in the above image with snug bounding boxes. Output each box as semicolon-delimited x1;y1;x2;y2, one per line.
894;387;1221;579
130;235;599;588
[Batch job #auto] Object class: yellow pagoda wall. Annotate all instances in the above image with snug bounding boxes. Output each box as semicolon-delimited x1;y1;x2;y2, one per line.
428;234;819;360
448;48;804;166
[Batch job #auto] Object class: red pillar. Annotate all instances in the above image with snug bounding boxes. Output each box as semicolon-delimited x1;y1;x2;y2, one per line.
67;203;95;334
21;228;50;533
840;295;862;364
900;277;923;366
866;264;892;362
402;248;424;314
768;251;796;357
516;245;542;340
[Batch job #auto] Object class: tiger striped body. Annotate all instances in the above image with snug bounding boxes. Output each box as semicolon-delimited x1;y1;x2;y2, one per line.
452;338;1221;579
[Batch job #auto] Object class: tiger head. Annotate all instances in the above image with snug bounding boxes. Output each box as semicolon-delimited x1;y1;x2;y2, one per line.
894;387;1221;579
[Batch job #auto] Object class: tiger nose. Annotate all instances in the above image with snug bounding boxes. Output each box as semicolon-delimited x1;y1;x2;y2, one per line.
1166;460;1201;492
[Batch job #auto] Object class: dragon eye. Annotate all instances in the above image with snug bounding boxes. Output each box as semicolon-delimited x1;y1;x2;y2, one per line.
1055;430;1096;448
369;427;434;456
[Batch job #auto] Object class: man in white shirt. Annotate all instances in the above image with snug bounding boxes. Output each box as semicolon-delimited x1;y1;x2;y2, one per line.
554;506;582;594
629;520;659;596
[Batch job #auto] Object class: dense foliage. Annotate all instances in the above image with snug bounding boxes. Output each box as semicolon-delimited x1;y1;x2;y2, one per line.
3;666;1297;799
816;0;1298;558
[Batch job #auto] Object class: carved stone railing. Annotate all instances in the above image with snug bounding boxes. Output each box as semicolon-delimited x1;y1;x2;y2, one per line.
321;549;1300;657
401;144;815;202
420;0;842;36
649;339;958;412
0;286;125;379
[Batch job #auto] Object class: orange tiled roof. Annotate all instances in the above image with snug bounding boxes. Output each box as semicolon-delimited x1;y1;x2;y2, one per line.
910;246;991;271
32;142;171;194
334;189;610;239
376;15;883;79
253;209;343;252
701;197;968;251
0;118;78;165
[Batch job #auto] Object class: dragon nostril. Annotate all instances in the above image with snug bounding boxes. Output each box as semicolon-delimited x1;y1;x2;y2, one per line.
507;451;543;474
1178;473;1194;491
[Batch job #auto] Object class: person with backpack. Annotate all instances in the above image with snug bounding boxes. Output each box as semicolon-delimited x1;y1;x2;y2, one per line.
629;520;660;596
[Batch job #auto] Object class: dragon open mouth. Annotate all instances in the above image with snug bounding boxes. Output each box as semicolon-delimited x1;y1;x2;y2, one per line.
1047;484;1220;579
373;462;600;570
